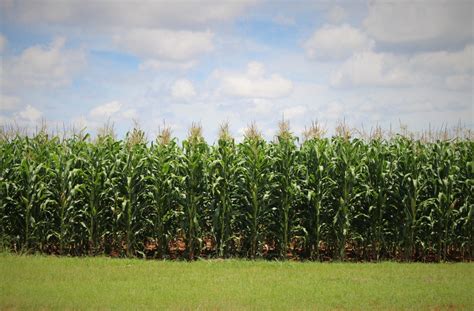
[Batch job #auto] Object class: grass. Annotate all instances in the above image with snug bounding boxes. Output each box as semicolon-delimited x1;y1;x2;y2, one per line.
0;253;472;310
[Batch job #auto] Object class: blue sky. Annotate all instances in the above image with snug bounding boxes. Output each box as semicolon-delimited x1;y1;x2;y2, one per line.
0;0;473;141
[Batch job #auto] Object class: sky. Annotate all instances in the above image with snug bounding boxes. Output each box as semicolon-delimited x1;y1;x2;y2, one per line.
0;0;473;141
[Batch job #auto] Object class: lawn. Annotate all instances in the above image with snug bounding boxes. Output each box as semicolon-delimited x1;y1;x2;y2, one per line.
0;254;472;310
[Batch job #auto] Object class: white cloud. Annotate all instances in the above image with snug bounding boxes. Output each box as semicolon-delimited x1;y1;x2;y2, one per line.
216;62;293;98
0;94;20;110
445;74;473;91
0;33;6;52
304;24;374;61
331;45;474;89
19;105;42;122
324;101;345;120
90;101;122;118
331;51;414;88
247;98;273;114
246;62;265;77
282;105;307;119
139;59;196;71
114;28;214;62
171;79;197;100
327;6;347;24
89;101;139;122
121;108;138;120
408;45;474;75
5;37;85;89
7;1;257;30
3;2;254;71
363;0;473;45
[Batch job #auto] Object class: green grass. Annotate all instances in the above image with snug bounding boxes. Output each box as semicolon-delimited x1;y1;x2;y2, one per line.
0;254;472;310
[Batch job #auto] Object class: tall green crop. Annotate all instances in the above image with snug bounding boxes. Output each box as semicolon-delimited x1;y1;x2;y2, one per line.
116;130;148;257
146;134;180;258
330;137;363;260
210;125;241;257
363;139;392;260
457;141;473;258
0;125;471;261
179;125;209;260
392;138;430;260
48;136;87;254
271;122;301;259
85;136;125;255
239;126;271;258
301;138;334;260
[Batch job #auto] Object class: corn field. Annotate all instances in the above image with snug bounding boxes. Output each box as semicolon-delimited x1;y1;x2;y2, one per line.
0;123;472;261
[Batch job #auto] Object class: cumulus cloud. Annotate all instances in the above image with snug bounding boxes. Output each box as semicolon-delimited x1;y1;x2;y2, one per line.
327;6;347;24
121;108;138;120
304;24;374;61
331;44;474;89
4;37;85;89
5;0;257;30
18;105;42;122
139;59;196;71
408;45;474;75
324;101;345;120
216;62;293;99
247;98;273;115
90;101;122;118
171;79;197;100
363;0;473;45
0;94;21;110
445;75;473;91
282;105;307;119
114;29;214;62
331;51;415;87
89;101;138;122
3;1;257;72
2;1;471;139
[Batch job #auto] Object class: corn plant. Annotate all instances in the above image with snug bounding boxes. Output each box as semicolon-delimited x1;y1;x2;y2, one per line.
7;134;52;252
0;136;23;249
301;137;334;260
271;121;301;259
392;138;430;260
82;135;120;255
48;136;87;254
457;142;473;258
210;124;242;257
239;125;272;258
363;139;393;260
330;137;363;260
116;129;148;257
179;125;209;259
145;130;180;258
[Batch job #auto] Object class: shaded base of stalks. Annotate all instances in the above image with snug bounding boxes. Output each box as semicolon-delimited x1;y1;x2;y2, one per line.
4;238;472;262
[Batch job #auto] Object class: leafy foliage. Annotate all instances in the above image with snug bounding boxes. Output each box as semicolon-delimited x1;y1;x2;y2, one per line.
0;127;472;261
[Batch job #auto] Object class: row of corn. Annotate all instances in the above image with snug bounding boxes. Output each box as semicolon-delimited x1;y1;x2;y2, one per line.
0;124;472;261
